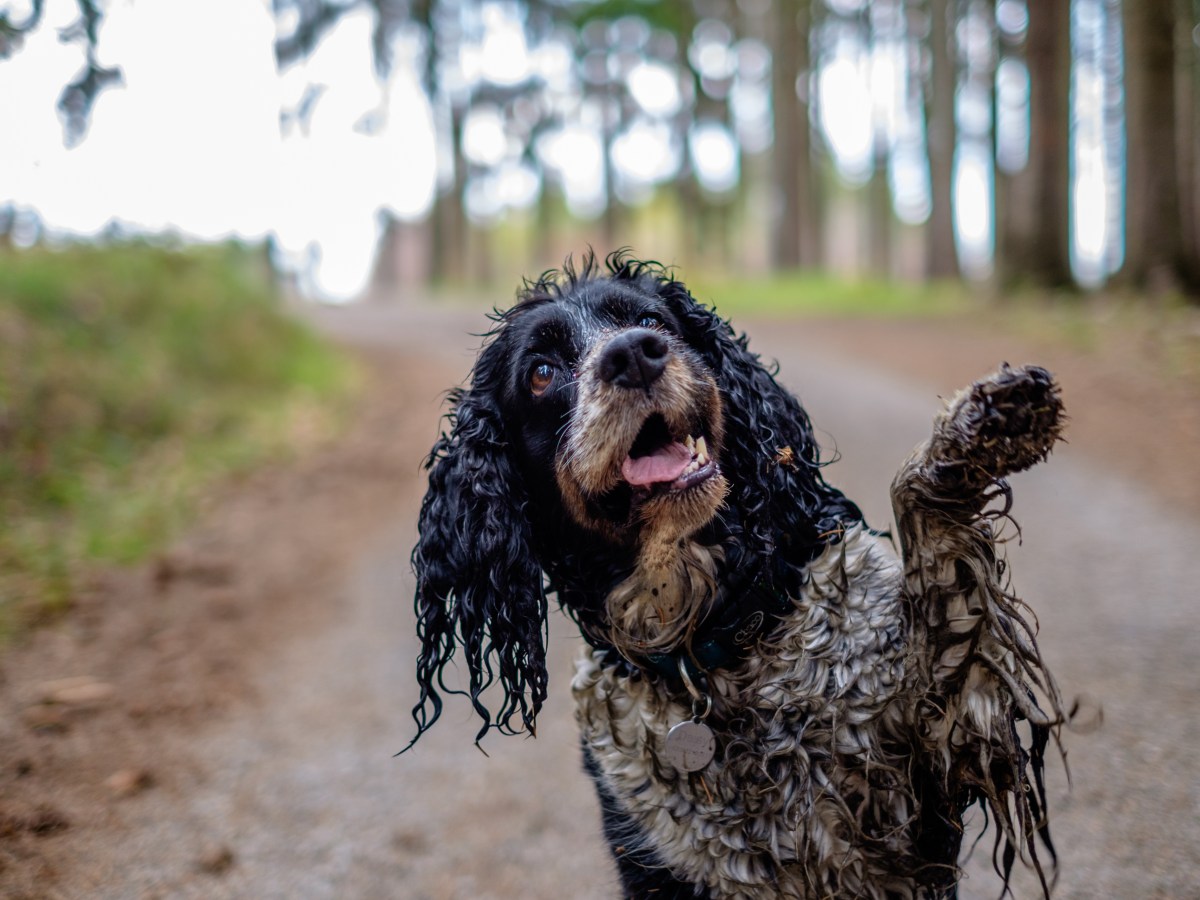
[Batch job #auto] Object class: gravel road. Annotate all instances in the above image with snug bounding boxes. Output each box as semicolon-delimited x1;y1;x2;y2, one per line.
4;300;1197;899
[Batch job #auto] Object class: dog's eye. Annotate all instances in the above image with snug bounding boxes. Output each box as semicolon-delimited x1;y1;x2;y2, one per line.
530;363;554;396
638;314;663;330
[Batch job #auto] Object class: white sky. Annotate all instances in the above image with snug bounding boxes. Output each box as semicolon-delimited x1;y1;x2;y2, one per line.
0;0;438;300
0;0;1113;298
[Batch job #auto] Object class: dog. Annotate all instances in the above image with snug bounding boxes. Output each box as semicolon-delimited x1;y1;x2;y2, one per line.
405;253;1068;898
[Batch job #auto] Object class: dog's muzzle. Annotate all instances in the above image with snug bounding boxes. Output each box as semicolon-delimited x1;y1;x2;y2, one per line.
555;328;727;537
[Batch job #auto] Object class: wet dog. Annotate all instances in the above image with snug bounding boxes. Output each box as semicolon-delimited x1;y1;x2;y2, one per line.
405;253;1067;898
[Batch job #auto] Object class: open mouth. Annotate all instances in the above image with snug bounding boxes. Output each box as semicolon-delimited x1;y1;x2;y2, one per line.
620;413;717;498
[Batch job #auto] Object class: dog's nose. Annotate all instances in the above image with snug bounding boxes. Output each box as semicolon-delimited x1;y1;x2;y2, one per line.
598;328;670;390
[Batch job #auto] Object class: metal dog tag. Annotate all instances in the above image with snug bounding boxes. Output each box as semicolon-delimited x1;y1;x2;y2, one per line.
664;720;716;772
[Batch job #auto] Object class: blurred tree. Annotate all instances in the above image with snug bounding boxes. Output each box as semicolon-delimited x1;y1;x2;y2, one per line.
277;0;481;286
0;202;13;248
1121;0;1199;293
771;0;819;269
924;0;958;278
406;0;467;285
683;5;741;269
274;0;410;72
567;1;752;267
579;15;633;252
1;0;121;146
1177;0;1200;291
991;0;1020;288
1001;0;1071;288
866;0;899;277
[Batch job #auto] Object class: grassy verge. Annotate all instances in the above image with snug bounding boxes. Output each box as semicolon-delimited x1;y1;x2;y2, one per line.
687;270;973;318
421;268;977;318
0;241;354;639
985;288;1200;386
691;272;1200;388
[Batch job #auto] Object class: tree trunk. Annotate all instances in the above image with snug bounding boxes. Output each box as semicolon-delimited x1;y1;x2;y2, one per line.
599;84;622;257
1173;0;1200;289
534;179;554;271
993;57;1011;288
431;104;468;285
677;173;702;267
771;0;818;269
1123;0;1192;292
1005;0;1073;288
925;0;959;279
868;137;893;275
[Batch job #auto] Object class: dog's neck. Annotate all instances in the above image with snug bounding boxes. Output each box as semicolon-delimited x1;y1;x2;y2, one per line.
603;532;724;660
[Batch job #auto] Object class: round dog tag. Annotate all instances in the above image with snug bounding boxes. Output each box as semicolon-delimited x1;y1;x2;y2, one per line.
664;720;716;772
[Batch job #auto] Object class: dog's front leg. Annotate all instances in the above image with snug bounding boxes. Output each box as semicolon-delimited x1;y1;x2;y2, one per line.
890;363;1067;887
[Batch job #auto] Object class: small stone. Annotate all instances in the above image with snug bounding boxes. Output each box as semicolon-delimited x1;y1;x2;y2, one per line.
196;844;235;875
155;552;234;589
22;705;68;732
38;676;115;707
208;591;244;621
105;768;154;798
26;805;70;836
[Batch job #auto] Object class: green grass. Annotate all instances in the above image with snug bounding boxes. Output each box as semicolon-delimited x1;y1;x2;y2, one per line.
992;287;1200;385
686;270;974;319
422;263;976;320
690;271;1200;388
0;241;353;639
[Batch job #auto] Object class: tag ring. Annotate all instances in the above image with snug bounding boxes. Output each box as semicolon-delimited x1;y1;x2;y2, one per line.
676;658;712;722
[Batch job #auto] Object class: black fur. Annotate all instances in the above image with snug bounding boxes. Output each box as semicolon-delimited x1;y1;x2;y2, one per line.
406;250;860;748
583;744;712;899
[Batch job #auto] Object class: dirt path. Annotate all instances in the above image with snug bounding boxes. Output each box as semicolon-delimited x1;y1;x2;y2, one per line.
1;300;1197;898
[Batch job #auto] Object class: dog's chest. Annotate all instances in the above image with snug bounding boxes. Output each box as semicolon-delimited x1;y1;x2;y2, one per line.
573;528;919;898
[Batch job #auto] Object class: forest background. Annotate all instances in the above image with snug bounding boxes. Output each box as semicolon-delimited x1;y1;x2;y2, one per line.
2;0;1198;305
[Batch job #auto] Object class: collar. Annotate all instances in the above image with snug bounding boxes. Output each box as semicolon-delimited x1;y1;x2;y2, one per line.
584;566;793;687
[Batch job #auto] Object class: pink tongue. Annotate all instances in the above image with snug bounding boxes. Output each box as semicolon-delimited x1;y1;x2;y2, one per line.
621;442;693;487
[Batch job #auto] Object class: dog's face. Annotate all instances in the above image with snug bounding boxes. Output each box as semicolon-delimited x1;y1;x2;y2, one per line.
499;278;729;546
407;255;859;747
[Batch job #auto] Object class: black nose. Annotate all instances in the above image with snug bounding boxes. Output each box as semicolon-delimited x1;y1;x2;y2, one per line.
598;328;670;390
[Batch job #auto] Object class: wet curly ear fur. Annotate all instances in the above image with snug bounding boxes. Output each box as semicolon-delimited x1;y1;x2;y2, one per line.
404;342;548;749
643;270;863;571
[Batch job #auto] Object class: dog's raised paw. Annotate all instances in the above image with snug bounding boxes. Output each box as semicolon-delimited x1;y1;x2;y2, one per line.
928;363;1065;486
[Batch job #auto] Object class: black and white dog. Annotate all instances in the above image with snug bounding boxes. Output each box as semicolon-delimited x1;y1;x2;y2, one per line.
406;253;1067;898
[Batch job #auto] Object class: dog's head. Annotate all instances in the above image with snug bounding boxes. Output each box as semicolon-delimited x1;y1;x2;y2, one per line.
512;269;730;547
407;253;859;747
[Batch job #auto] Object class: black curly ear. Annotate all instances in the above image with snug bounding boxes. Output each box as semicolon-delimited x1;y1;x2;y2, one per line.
404;346;547;750
653;277;863;567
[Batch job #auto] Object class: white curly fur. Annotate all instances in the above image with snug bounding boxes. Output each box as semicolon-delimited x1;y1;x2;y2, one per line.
575;525;925;898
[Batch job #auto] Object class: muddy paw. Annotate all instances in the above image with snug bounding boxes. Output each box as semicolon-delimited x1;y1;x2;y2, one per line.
930;363;1065;484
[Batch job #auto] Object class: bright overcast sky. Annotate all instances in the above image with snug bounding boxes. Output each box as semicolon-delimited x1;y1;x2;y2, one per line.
0;0;437;299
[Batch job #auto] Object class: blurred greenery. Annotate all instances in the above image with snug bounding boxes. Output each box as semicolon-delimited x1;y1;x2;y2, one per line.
0;241;353;639
696;272;1200;388
689;271;972;319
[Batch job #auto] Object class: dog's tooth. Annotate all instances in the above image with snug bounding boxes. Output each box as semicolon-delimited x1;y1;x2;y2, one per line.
696;436;708;462
685;435;696;452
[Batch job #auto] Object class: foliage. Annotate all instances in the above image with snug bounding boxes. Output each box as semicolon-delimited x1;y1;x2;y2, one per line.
0;241;353;638
565;0;694;33
0;0;120;146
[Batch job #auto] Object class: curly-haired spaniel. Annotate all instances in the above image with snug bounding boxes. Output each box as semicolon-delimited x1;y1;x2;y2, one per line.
404;253;1068;899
